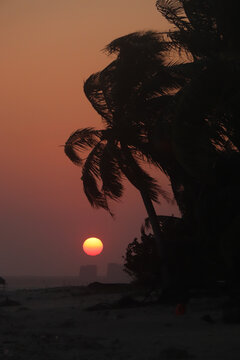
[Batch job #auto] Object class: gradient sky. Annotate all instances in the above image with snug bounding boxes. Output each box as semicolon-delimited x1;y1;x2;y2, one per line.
0;0;179;276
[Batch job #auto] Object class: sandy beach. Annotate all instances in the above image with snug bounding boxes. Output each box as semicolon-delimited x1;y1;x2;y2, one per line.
1;284;240;360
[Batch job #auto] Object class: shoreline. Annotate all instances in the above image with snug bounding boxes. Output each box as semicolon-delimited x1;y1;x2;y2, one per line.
1;284;240;359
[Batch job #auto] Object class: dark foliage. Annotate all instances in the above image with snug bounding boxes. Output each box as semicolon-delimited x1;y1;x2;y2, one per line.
154;0;240;284
123;233;160;287
123;215;196;296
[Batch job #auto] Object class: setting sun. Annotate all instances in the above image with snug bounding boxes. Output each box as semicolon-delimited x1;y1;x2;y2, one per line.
83;237;103;256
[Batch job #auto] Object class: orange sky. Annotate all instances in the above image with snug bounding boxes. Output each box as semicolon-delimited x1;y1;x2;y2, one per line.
0;0;179;276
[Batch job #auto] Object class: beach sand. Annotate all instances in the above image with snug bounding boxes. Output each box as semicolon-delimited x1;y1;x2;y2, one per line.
0;284;240;360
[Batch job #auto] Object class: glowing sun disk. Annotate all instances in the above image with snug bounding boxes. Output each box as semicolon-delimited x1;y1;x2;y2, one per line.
83;237;103;256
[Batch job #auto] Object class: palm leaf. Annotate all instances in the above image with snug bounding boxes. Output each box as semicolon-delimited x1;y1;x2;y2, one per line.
156;0;190;30
64;127;101;165
104;31;170;57
84;73;114;123
103;32;174;108
99;144;124;200
182;0;216;33
81;142;110;211
117;145;170;203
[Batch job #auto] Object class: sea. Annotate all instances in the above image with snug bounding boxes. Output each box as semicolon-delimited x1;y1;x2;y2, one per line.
3;276;84;291
2;275;130;291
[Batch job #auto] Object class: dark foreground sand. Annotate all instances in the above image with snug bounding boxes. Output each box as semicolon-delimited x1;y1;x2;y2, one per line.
0;284;240;360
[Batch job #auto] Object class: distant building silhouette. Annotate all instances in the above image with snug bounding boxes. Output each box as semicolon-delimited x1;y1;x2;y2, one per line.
79;265;97;284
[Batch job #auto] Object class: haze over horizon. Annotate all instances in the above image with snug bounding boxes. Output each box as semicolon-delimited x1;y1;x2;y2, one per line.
0;0;179;277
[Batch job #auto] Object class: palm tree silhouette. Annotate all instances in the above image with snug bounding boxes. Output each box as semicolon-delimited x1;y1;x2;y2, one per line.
102;31;198;219
65;31;190;264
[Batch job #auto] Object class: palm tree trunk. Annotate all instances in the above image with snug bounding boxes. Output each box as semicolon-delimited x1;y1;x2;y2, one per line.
140;190;169;290
140;190;164;257
119;143;169;289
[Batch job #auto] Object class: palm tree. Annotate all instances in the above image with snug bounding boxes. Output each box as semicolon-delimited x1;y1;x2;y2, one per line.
98;31;193;217
65;30;214;294
65;32;191;276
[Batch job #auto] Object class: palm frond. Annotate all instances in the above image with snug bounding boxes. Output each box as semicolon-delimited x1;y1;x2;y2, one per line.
129;144;170;178
169;28;220;59
182;0;216;33
140;67;188;98
117;145;170;203
99;144;124;200
98;61;120;123
103;32;170;112
84;73;114;123
64;127;101;165
104;31;170;57
81;142;110;212
156;0;190;31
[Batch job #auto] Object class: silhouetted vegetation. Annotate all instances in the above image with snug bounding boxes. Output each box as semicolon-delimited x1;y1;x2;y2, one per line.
123;216;197;303
123;231;159;287
65;0;240;298
154;0;240;290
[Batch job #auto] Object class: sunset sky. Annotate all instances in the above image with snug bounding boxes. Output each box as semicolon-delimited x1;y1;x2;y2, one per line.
0;0;179;277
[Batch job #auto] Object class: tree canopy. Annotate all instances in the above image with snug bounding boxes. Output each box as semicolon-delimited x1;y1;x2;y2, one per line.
65;0;240;291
